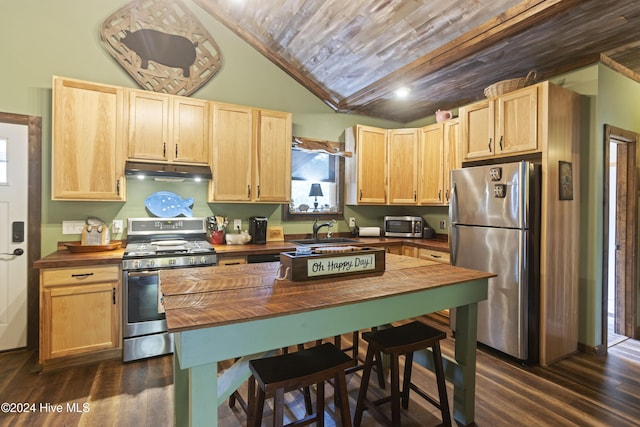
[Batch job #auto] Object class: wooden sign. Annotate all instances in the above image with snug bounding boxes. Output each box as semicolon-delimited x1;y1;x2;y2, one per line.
100;0;222;97
279;247;385;281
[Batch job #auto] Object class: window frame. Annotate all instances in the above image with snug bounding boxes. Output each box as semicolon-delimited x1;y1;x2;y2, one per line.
283;148;345;221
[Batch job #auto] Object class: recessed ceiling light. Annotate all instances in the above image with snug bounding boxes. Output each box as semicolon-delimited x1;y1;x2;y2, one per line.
395;86;411;98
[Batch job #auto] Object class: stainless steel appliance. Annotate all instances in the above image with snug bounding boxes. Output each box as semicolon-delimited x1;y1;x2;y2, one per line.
383;215;423;237
249;216;268;245
122;217;217;362
449;161;540;364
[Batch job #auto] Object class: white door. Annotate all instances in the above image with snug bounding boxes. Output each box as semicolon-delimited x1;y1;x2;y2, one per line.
0;123;28;351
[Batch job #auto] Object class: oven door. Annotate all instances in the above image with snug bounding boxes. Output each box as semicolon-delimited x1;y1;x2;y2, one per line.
123;270;167;338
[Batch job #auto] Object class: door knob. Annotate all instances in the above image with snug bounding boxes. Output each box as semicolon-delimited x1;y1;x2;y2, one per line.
1;248;24;256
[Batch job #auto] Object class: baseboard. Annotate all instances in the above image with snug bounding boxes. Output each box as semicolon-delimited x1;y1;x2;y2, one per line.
578;341;606;357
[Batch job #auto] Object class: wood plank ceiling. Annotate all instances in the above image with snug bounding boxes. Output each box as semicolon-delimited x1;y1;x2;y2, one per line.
194;0;640;123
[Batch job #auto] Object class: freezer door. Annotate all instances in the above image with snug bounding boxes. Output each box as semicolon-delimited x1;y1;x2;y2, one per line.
450;224;529;360
450;161;528;229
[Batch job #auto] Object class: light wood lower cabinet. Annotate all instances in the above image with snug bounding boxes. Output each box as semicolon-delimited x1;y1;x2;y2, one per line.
39;265;121;369
217;255;248;266
417;248;450;264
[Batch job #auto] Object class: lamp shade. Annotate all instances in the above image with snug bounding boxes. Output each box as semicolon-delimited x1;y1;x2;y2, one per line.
308;183;324;197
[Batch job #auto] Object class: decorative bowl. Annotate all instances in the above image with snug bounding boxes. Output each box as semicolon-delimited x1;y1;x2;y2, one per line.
225;231;252;245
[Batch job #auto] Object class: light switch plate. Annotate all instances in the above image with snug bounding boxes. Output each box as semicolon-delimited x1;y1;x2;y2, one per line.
349;217;356;228
112;220;123;233
233;219;242;231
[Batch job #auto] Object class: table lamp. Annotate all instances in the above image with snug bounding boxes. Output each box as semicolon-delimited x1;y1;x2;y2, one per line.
308;183;323;212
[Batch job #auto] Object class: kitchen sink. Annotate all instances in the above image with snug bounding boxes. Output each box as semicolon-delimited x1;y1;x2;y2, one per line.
290;238;359;246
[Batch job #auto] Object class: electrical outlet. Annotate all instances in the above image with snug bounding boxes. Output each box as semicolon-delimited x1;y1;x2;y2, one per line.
349;217;356;228
233;219;242;231
62;220;85;235
439;219;447;230
112;220;123;234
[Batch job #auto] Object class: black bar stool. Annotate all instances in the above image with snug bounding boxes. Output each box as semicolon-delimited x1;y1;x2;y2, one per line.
249;342;355;427
354;321;451;427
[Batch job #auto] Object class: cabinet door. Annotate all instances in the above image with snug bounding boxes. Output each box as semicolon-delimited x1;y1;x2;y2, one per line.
443;119;460;204
41;282;119;360
254;109;292;202
52;77;125;201
460;99;494;161
356;125;387;204
388;128;418;204
496;86;538;155
417;124;445;205
173;97;210;164
210;103;253;201
127;90;170;161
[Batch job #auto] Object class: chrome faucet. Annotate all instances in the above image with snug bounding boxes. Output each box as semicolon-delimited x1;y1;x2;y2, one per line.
312;219;336;240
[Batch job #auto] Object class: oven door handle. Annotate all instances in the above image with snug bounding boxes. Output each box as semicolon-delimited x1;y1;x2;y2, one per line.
126;270;159;278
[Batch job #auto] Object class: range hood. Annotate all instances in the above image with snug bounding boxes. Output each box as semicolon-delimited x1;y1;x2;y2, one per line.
124;161;212;181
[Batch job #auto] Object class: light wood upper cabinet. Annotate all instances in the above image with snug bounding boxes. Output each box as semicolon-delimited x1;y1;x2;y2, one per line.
254;109;292;202
388;128;419;204
172;97;211;163
443;118;460;203
460;85;538;161
345;125;387;204
209;103;291;203
416;119;459;206
210;103;253;202
39;265;121;365
127;90;210;164
51;76;125;201
417;123;445;205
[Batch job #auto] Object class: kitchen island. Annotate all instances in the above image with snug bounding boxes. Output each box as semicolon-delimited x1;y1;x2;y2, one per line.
160;253;493;427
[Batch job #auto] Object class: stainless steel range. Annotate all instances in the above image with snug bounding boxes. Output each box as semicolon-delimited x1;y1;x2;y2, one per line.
122;217;217;362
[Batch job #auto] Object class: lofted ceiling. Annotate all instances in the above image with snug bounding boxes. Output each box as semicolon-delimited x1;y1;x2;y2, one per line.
194;0;640;123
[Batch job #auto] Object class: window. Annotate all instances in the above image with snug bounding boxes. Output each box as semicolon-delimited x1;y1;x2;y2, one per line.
0;138;7;184
284;140;345;220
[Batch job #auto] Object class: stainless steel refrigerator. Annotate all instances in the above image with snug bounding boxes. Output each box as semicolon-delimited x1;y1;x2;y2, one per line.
449;161;540;364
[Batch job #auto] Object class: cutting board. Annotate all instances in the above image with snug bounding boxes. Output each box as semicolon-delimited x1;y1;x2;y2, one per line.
267;226;284;241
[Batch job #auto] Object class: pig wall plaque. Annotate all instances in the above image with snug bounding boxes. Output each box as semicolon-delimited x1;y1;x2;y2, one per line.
100;0;222;97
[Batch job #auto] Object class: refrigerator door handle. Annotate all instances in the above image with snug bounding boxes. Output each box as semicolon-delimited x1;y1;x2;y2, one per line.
449;181;459;265
450;224;458;266
449;182;458;224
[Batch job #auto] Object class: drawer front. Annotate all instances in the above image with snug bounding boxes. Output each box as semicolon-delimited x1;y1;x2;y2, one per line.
418;248;450;264
42;265;120;287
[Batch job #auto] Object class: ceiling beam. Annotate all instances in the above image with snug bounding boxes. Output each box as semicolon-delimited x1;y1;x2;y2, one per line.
339;0;584;111
193;0;342;111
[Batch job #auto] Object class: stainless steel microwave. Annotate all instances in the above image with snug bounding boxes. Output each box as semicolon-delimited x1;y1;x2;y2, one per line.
384;216;423;237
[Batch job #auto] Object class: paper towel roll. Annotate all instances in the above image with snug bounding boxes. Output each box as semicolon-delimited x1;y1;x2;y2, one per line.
358;226;381;237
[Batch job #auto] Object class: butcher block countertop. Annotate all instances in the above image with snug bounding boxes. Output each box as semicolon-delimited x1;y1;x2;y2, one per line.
160;253;491;333
33;241;126;269
33;236;448;268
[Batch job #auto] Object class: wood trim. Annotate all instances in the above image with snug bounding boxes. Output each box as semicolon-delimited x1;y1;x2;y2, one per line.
192;0;341;110
600;54;640;84
602;125;639;344
0;112;41;351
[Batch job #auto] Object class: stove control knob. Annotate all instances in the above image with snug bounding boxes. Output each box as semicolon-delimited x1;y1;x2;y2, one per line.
134;260;142;270
190;257;197;265
147;259;155;268
168;259;177;266
200;256;207;264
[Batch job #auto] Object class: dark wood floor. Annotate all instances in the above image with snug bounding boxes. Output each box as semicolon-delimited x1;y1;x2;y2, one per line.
1;319;639;426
